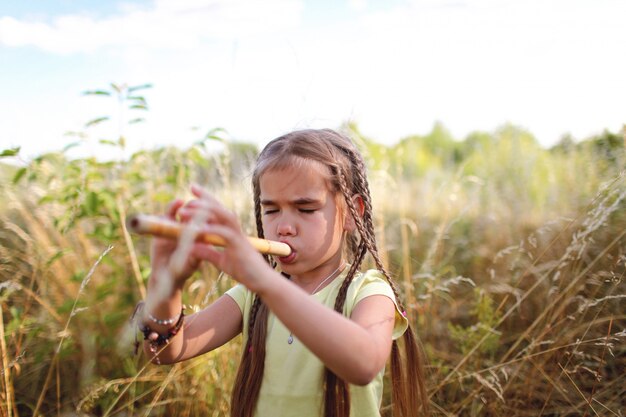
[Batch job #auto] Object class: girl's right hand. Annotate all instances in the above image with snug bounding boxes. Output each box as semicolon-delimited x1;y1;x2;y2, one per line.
149;198;212;287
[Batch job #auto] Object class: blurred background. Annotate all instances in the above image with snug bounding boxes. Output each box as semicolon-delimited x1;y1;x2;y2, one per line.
1;1;625;416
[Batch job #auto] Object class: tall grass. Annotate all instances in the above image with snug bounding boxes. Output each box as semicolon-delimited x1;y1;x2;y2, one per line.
0;121;624;416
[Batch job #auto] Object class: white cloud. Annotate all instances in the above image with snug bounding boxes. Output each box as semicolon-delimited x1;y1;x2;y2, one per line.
0;0;304;54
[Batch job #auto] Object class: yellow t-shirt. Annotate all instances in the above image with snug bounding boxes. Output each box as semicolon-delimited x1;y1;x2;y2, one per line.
225;268;408;417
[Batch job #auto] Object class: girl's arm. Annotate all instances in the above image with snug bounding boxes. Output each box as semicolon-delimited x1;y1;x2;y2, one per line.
142;288;242;364
256;272;395;386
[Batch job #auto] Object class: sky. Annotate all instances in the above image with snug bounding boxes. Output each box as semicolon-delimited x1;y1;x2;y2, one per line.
1;0;625;160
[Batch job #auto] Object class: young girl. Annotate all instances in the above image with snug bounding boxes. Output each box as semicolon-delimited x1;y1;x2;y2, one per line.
137;129;428;417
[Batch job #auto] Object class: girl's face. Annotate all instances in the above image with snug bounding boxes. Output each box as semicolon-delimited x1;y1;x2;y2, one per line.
259;160;347;280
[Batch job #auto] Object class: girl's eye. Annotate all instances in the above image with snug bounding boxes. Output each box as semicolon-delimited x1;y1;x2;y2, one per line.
299;208;316;214
263;209;278;215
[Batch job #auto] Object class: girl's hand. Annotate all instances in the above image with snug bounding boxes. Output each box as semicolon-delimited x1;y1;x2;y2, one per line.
186;184;273;292
149;197;213;287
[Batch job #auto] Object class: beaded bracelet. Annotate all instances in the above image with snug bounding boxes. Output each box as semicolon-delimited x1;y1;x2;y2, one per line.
140;310;185;363
147;311;180;326
130;301;185;363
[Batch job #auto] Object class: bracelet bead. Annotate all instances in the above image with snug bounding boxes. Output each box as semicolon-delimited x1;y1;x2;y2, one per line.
147;311;181;326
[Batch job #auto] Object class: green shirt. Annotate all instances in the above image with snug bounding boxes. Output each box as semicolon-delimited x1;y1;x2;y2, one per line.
225;268;408;417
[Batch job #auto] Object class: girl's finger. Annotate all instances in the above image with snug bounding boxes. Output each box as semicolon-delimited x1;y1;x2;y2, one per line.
191;184;217;202
205;203;240;230
166;199;184;219
190;185;240;230
190;242;222;264
178;210;214;225
178;203;215;223
183;198;212;210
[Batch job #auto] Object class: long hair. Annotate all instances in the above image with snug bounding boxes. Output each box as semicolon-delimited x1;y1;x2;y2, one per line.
230;129;429;417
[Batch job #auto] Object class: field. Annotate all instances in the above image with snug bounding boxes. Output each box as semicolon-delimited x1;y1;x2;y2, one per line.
1;120;624;416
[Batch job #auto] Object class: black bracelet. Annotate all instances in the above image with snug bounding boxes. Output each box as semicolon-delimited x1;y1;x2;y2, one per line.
140;309;185;347
130;301;185;361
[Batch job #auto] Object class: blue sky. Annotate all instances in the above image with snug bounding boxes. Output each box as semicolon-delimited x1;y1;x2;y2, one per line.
1;0;625;160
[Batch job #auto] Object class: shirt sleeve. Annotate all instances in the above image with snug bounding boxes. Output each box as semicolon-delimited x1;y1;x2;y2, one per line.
225;283;247;314
225;283;254;340
352;270;409;340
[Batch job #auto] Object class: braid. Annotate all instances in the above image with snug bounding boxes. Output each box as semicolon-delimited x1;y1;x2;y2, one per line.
319;160;378;417
333;163;371;312
247;295;263;338
253;182;275;268
230;295;268;417
253;186;264;240
331;143;409;331
323;370;350;417
230;165;275;417
347;149;391;278
345;232;359;260
338;141;430;417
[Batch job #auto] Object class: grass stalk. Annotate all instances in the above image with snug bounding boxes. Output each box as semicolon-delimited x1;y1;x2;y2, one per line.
117;195;146;299
582;318;613;417
558;362;600;416
0;306;13;417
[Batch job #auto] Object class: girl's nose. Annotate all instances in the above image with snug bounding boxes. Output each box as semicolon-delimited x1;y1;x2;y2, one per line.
276;219;296;236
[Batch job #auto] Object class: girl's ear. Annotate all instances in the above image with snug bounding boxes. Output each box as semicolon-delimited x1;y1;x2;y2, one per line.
344;194;364;232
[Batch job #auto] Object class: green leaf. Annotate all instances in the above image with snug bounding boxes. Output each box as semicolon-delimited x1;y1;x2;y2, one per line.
62;142;81;153
38;195;56;205
70;271;85;284
82;90;111;96
207;135;225;143
128;117;145;124
154;192;174;203
127;83;153;93
64;130;87;138
12;167;27;184
129;104;147;110
86;191;99;215
99;139;117;146
128;96;147;104
193;140;206;149
85;116;110;128
0;147;20;157
46;249;70;267
95;280;116;303
205;127;228;141
103;311;126;326
110;83;124;93
57;298;76;314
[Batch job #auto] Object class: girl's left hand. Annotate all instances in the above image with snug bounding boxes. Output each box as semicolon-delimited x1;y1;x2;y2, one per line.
183;184;273;291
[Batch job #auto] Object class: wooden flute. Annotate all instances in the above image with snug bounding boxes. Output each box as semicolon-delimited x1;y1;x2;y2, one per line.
126;214;292;257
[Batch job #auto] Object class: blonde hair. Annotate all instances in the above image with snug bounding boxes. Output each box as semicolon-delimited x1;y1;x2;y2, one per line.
230;129;429;417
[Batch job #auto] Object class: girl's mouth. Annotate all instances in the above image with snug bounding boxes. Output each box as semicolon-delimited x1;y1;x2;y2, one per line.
277;244;296;264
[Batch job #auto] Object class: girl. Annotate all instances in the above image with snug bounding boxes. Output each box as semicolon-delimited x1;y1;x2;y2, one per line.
137;129;428;416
